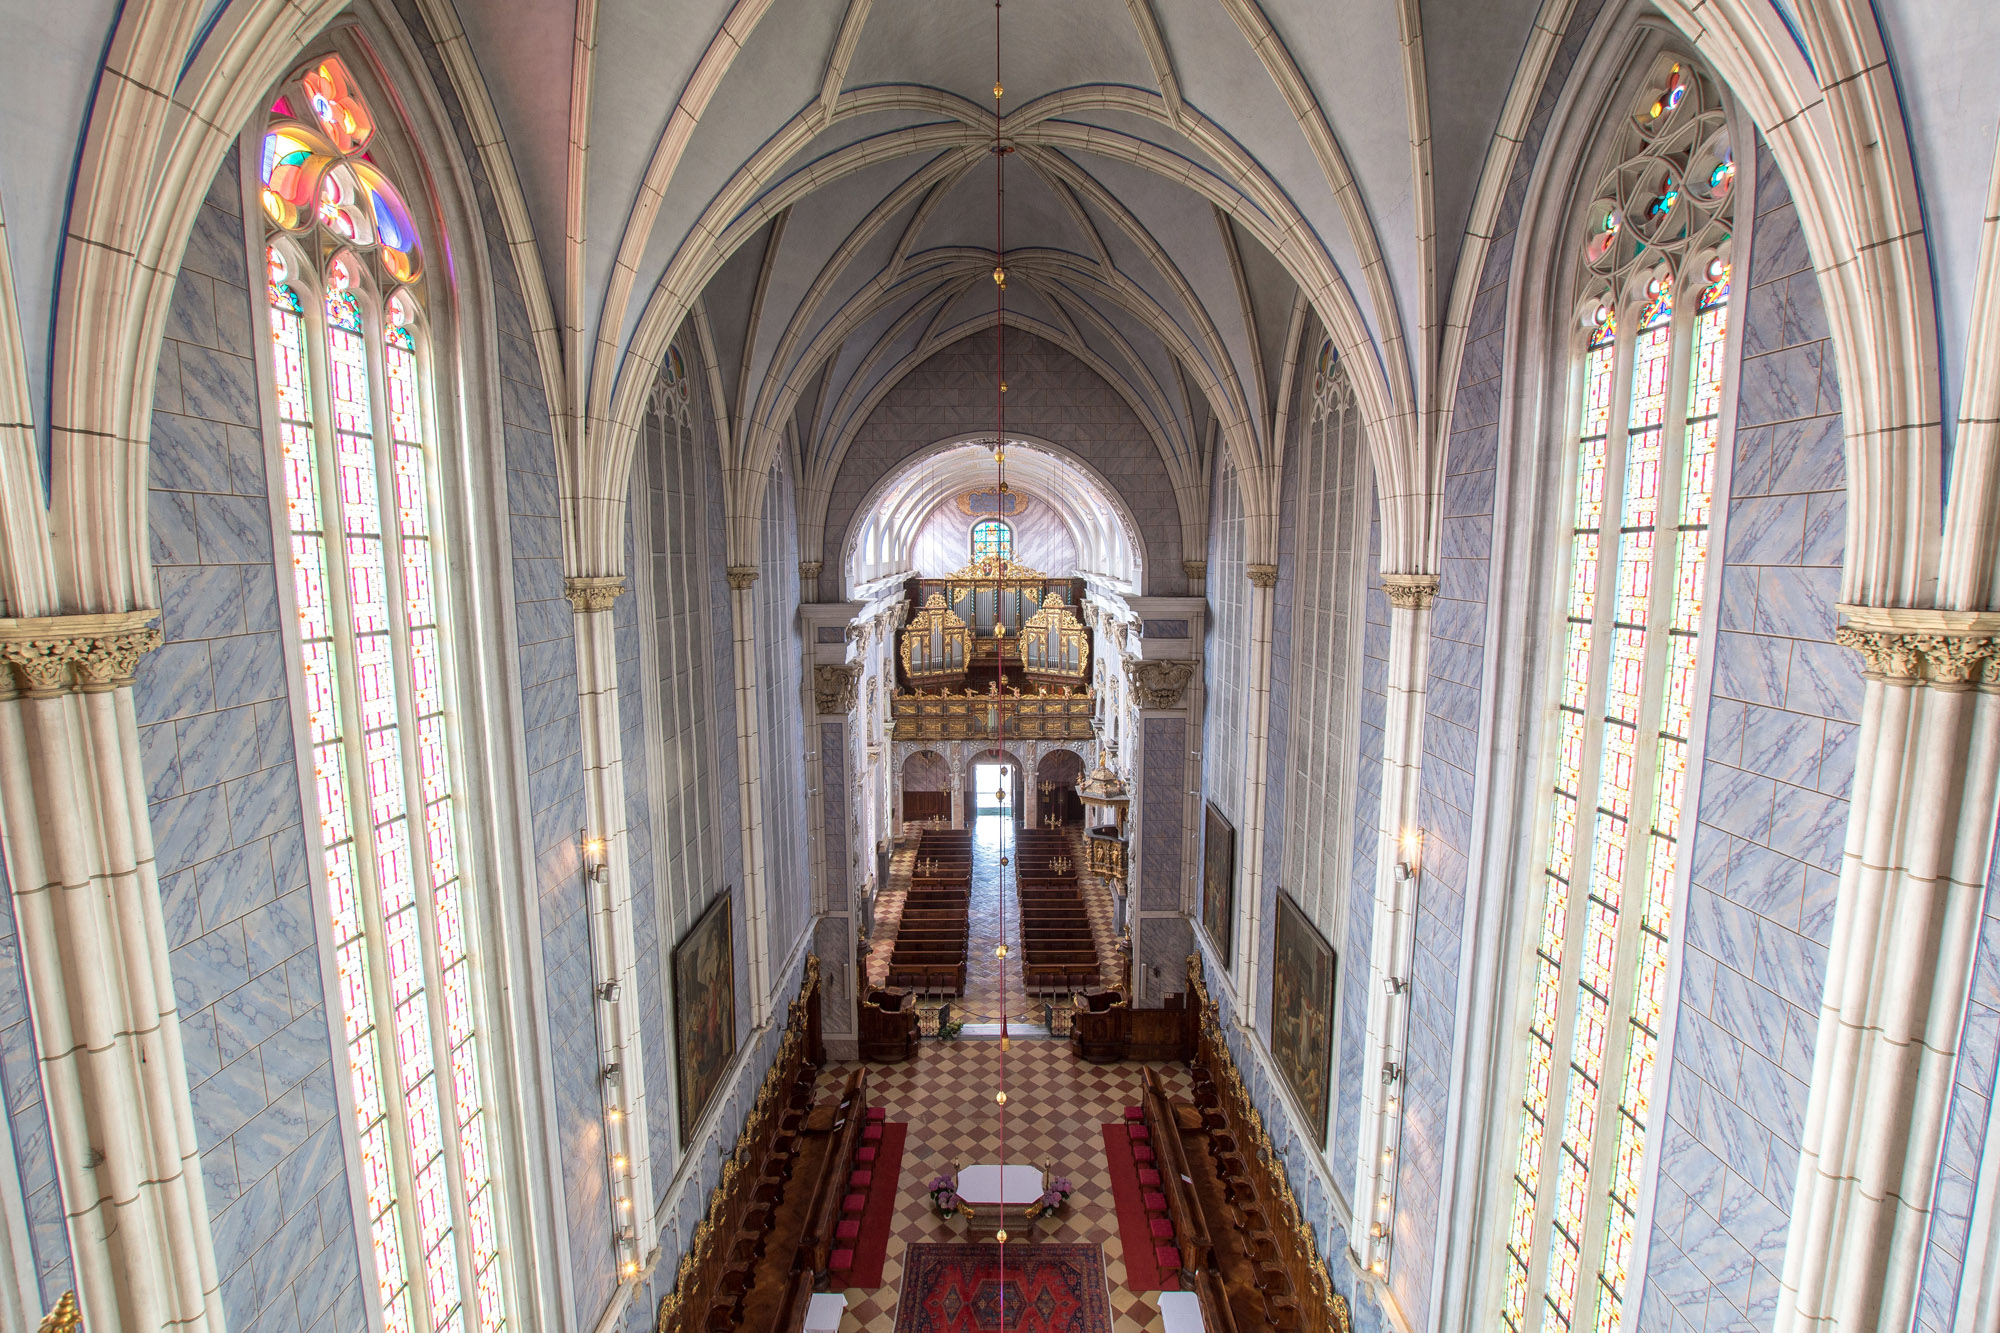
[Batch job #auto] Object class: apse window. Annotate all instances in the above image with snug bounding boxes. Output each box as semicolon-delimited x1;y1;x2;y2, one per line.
972;518;1012;564
1501;57;1736;1333
261;55;508;1333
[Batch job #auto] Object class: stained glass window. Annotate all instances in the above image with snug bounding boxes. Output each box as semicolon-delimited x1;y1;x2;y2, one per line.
972;518;1012;563
262;54;506;1333
1501;56;1735;1333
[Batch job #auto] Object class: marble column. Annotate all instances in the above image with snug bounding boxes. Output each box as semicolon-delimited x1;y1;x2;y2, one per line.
1236;564;1281;1007
724;566;773;1028
808;662;861;1059
0;613;223;1333
1777;608;2000;1332
563;576;656;1282
1353;573;1438;1279
1128;655;1199;1007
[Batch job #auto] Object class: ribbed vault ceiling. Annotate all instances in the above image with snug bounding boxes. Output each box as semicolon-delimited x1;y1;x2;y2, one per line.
446;0;1548;538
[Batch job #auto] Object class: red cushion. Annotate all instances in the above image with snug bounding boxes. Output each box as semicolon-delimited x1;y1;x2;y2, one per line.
830;1249;854;1271
836;1219;862;1239
842;1193;867;1212
863;1125;884;1140
1142;1191;1168;1212
1131;1144;1155;1163
1127;1124;1150;1140
856;1146;877;1162
1137;1168;1161;1187
1149;1217;1175;1240
866;1107;887;1121
849;1170;873;1187
1124;1106;1144;1120
1155;1246;1181;1271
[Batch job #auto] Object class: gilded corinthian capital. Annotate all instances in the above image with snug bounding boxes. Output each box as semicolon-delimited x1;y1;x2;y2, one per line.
1834;605;2000;685
562;575;626;613
0;611;163;696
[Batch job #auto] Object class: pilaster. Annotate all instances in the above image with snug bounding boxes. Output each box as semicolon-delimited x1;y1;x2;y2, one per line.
723;565;773;1028
1777;606;2000;1333
561;576;656;1283
1124;595;1204;1007
1354;573;1438;1279
802;596;864;1061
0;612;224;1333
1234;563;1281;1008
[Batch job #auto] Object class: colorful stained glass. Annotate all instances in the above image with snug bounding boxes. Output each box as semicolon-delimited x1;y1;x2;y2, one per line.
972;519;1012;563
1587;267;1730;1333
271;247;418;1333
264;65;508;1331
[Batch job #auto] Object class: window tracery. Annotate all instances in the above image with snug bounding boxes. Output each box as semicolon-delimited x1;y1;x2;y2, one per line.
1502;56;1735;1333
260;55;507;1333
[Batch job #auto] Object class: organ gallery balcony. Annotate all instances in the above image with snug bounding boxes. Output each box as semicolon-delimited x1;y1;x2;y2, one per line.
890;685;1097;741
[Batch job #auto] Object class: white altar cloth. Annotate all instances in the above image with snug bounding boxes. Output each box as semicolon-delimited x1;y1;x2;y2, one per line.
955;1164;1044;1207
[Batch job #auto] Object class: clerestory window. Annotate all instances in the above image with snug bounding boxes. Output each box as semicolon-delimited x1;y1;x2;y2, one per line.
259;55;507;1333
1502;56;1738;1333
972;518;1012;564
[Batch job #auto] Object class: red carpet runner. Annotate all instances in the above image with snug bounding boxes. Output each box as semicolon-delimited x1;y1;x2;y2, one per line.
891;1243;1113;1333
846;1121;907;1289
1099;1125;1169;1291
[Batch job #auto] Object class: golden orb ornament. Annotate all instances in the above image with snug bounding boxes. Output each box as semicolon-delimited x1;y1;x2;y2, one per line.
996;1229;1009;1243
996;1091;1007;1105
993;265;1007;288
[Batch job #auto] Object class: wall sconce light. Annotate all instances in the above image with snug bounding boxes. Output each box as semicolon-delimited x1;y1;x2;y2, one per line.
1396;827;1424;880
598;979;621;1003
581;831;610;884
1383;975;1409;996
1382;1062;1403;1085
601;1062;622;1086
1370;1221;1389;1240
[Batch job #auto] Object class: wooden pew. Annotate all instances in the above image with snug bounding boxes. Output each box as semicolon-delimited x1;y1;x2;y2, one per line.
1142;1068;1212;1284
799;1069;869;1284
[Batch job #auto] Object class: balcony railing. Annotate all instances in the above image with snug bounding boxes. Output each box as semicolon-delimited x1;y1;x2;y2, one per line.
891;689;1096;741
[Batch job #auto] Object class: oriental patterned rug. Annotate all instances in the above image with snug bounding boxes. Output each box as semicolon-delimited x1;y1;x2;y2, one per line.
892;1243;1113;1333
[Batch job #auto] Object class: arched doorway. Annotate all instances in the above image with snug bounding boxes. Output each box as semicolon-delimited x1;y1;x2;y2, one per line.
1035;749;1086;827
899;749;951;826
964;748;1025;827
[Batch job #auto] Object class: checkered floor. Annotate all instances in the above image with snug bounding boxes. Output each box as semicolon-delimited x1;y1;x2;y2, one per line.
819;1040;1190;1332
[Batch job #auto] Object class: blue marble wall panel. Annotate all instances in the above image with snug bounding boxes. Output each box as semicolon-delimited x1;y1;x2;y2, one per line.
0;836;69;1305
1639;136;1857;1333
822;721;849;916
1336;507;1388;1200
1140;718;1187;912
140;145;363;1333
618;483;673;1197
756;455;811;968
1921;819;2000;1331
1256;390;1301;1037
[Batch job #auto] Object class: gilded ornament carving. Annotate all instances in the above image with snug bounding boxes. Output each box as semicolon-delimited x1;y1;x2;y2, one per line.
0;611;163;696
1127;658;1195;710
561;575;625;613
38;1292;80;1333
814;664;860;715
1382;572;1441;610
1246;563;1279;590
725;565;760;590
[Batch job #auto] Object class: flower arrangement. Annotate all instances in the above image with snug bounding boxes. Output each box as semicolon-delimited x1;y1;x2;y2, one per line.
927;1173;963;1217
1025;1176;1074;1220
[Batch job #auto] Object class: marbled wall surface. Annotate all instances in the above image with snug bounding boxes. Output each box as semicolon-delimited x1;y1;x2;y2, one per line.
0;838;65;1306
140;145;362;1333
819;330;1185;598
1638;136;1859;1333
756;456;812;967
1139;717;1187;913
909;497;1076;576
1336;508;1388;1199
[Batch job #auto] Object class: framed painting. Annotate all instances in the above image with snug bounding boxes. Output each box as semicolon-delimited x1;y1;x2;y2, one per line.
673;889;737;1144
1201;802;1235;960
1271;891;1336;1144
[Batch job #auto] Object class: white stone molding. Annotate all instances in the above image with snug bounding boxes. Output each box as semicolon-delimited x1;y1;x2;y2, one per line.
1775;607;2000;1333
0;612;225;1333
568;605;657;1284
1353;598;1433;1284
